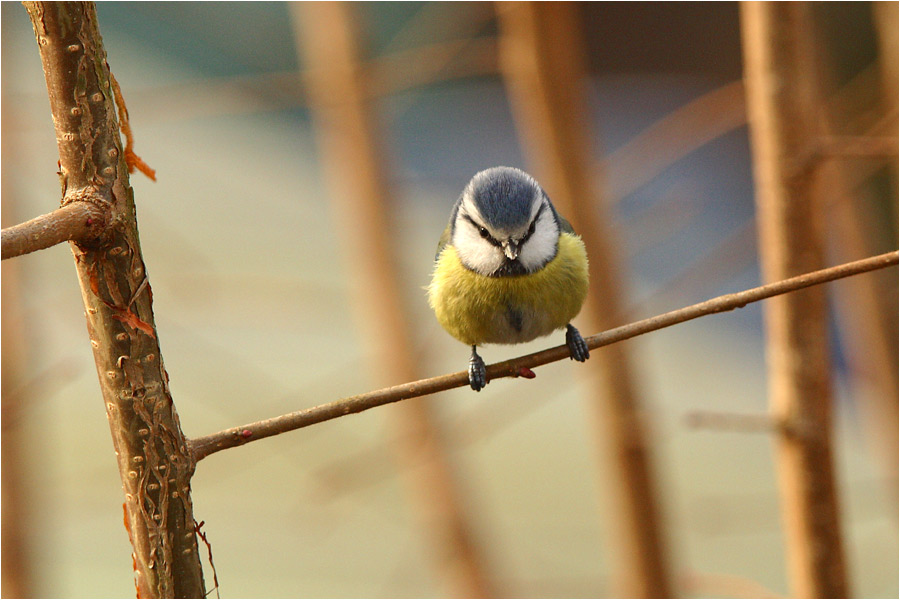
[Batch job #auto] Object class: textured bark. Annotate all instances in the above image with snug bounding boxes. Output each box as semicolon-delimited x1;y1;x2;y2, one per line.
741;3;849;597
496;3;671;596
23;3;205;597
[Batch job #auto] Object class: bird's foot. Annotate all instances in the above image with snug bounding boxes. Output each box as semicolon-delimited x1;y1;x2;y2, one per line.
468;346;487;392
566;324;590;362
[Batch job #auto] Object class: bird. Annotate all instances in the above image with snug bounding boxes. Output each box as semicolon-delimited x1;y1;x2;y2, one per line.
427;166;590;392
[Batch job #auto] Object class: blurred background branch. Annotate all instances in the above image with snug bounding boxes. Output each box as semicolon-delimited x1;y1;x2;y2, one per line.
293;3;494;596
496;2;671;595
741;2;848;595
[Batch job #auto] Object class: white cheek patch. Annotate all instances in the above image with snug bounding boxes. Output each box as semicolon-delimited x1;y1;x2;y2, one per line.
453;219;505;275
517;205;559;271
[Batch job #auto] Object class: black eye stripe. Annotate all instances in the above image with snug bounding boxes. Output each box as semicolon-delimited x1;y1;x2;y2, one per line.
462;213;501;247
461;202;546;249
520;201;546;243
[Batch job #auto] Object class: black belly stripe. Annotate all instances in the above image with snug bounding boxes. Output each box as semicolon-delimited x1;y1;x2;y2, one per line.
506;304;524;333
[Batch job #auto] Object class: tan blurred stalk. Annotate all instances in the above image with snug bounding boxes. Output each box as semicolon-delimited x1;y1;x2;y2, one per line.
741;3;849;597
496;2;671;597
291;3;495;597
817;3;899;519
874;2;899;106
873;0;899;229
1;200;34;596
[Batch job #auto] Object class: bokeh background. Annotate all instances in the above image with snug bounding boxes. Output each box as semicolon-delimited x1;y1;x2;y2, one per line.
2;2;897;597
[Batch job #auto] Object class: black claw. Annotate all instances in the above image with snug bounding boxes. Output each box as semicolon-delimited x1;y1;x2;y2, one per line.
566;324;590;362
468;346;487;392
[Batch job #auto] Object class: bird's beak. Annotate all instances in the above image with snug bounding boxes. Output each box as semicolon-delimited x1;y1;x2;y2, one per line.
502;240;520;261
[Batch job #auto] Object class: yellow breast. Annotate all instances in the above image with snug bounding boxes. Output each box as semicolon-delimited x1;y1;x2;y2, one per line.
428;233;589;346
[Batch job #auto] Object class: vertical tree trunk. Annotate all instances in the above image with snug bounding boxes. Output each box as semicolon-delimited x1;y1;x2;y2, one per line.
23;3;205;597
292;3;495;597
496;3;672;597
741;3;849;597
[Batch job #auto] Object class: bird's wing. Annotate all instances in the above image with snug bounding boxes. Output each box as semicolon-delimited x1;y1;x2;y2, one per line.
434;222;452;261
557;213;577;236
435;194;464;260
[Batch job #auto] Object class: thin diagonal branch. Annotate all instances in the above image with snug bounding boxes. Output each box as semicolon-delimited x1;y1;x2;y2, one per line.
1;202;106;260
189;250;899;463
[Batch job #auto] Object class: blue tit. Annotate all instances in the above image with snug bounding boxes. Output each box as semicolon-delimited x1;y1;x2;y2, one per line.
427;166;590;392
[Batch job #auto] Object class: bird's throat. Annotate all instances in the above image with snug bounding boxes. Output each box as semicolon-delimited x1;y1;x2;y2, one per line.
489;258;529;277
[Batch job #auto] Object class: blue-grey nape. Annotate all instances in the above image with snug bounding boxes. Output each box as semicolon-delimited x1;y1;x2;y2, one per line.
468;167;543;231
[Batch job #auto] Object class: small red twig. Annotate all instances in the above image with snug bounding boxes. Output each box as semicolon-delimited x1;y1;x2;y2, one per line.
111;73;156;181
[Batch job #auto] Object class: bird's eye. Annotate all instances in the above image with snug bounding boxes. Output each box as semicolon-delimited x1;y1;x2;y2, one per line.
528;220;536;236
478;227;490;239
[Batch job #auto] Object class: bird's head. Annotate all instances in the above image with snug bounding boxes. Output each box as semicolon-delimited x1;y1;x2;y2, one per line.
451;166;560;277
